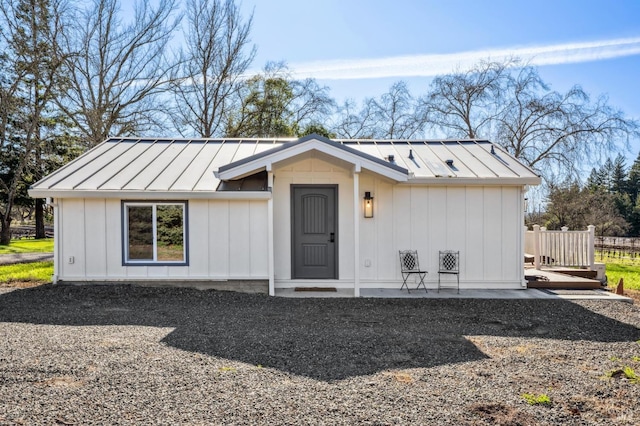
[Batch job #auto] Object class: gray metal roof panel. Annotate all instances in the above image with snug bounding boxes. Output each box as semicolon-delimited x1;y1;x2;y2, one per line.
170;142;224;191
30;136;540;196
217;134;409;176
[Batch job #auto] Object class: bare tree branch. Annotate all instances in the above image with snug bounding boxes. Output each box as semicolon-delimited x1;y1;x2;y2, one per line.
58;0;181;147
170;0;254;138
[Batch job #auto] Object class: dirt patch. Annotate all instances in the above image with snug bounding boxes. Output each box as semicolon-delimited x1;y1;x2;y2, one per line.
470;402;535;426
0;281;47;289
623;289;640;304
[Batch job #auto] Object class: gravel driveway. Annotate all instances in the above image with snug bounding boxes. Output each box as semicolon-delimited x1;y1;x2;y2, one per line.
1;284;639;425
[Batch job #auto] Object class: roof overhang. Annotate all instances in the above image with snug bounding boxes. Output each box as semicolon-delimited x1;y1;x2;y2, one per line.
405;176;542;186
215;134;409;182
27;189;272;200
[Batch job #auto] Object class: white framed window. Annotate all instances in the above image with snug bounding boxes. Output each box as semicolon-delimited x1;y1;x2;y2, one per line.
122;201;188;265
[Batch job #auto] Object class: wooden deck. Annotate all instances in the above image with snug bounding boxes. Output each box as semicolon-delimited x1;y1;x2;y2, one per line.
525;267;602;289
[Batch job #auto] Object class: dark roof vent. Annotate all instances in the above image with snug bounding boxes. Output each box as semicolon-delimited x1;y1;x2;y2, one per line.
445;159;454;167
387;154;395;163
490;145;496;155
408;149;414;160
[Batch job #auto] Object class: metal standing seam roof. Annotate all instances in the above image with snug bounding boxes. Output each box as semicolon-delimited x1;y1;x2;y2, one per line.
29;135;541;197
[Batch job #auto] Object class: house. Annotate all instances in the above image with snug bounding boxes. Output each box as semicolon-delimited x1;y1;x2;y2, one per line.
28;134;541;296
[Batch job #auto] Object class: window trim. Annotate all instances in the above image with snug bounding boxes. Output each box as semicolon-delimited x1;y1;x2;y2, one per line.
121;200;189;266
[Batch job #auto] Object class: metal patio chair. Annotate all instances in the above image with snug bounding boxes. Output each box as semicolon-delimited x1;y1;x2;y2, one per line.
438;250;460;293
399;250;428;293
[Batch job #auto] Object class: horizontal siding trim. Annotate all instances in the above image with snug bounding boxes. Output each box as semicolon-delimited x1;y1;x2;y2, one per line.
30;190;271;200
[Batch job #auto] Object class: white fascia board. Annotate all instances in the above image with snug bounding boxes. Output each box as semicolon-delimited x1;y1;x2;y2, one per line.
28;189;272;200
217;139;408;182
404;176;542;186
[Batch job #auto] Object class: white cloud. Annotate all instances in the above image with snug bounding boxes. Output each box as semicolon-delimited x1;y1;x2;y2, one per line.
284;37;640;80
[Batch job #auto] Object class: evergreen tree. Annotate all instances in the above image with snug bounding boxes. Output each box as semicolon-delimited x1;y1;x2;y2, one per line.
0;0;70;243
600;157;615;191
586;167;604;190
628;151;640;202
611;153;627;194
226;63;334;138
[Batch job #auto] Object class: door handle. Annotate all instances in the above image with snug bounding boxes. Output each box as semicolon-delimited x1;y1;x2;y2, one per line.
329;232;335;242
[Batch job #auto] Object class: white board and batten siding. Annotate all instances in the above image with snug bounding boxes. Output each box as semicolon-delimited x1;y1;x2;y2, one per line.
271;157;525;290
359;173;525;289
272;156;355;284
56;198;269;282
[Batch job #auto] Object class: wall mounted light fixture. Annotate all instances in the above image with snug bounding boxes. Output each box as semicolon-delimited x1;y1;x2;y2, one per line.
364;191;374;218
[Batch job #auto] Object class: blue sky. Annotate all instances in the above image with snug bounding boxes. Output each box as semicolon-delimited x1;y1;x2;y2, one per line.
241;0;640;154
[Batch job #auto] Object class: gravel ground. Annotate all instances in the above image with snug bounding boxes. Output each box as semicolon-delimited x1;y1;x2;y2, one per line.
0;284;639;425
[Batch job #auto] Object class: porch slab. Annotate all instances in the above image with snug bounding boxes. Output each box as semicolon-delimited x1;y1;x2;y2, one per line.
275;288;632;302
525;268;602;289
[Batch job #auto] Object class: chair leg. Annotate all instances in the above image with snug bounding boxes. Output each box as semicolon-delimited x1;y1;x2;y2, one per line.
416;273;427;292
400;274;410;293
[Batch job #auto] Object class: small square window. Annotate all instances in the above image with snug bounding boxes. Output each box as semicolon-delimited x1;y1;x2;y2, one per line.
122;201;188;265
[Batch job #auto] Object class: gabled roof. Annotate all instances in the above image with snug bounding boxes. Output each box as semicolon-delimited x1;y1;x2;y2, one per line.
29;135;540;199
216;134;409;182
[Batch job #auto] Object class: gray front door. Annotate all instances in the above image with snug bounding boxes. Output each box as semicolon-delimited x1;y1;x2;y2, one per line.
291;185;338;279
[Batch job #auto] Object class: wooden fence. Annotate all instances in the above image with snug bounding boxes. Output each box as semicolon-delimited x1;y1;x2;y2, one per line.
525;225;595;270
10;226;54;239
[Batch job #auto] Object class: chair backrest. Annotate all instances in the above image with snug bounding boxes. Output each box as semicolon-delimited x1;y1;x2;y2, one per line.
439;250;459;273
399;250;421;272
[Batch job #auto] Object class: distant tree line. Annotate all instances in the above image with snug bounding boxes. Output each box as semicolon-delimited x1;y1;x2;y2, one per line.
1;0;639;243
538;153;640;237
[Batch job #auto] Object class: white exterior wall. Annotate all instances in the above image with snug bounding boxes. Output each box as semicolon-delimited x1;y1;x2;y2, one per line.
272;156;355;285
271;158;525;290
55;198;269;282
53;167;525;290
358;173;525;289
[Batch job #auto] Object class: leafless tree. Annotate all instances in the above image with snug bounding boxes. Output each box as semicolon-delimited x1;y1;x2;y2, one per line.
420;60;511;139
333;82;424;139
332;98;378;139
170;0;255;138
495;65;639;179
422;58;639;182
59;0;181;148
371;81;424;139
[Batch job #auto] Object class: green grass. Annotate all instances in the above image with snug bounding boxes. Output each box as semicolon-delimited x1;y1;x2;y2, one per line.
521;393;551;405
606;366;639;384
595;251;640;291
604;262;640;291
0;261;53;283
0;238;53;254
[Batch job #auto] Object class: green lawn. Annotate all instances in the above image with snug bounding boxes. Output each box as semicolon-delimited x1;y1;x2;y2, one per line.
0;239;54;285
597;252;640;291
0;261;53;284
0;238;53;254
605;262;640;291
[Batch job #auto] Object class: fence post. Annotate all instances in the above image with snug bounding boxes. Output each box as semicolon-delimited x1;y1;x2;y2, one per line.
588;225;595;270
533;224;540;270
561;226;568;266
